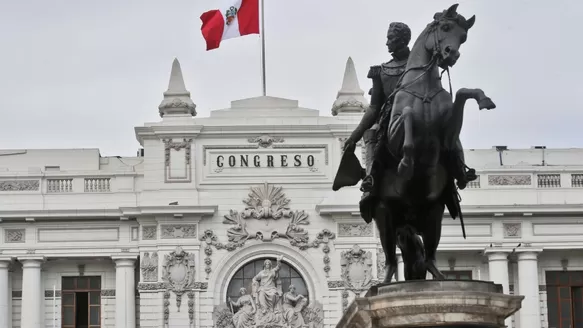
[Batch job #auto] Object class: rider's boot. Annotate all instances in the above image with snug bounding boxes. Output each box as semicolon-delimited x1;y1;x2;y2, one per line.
451;149;476;190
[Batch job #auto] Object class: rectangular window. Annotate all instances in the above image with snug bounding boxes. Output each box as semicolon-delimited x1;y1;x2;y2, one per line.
61;276;101;328
546;271;583;328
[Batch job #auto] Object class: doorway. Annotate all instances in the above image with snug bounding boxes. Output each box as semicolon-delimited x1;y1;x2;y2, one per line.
61;276;101;328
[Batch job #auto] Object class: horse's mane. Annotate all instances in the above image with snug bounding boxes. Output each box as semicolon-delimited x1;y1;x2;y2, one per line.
412;11;474;49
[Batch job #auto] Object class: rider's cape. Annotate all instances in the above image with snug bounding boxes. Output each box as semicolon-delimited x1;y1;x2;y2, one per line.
332;150;363;191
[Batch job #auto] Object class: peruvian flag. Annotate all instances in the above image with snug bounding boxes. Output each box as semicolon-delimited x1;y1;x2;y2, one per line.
200;0;260;51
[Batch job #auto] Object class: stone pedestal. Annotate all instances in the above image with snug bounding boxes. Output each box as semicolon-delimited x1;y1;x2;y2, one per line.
336;280;524;328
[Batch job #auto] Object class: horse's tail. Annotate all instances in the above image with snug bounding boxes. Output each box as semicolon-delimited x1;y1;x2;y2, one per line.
397;225;426;280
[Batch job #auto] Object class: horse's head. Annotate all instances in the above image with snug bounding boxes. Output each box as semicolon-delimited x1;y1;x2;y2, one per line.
425;4;475;69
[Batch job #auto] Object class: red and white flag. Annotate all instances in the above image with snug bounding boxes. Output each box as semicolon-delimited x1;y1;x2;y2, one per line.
200;0;260;51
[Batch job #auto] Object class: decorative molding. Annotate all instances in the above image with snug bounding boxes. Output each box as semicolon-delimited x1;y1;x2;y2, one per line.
141;252;158;282
341;245;373;292
338;223;373;237
488;175;531;186
188;291;195;325
163;291;170;325
332;98;367;116
377;248;386;280
142;226;157;240
0;180;39;191
163;138;193;183
247;135;284;148
162;246;196;311
160;225;197;239
5;229;25;243
138;282;165;290
158;98;197;116
503;223;522;238
101;290;115;297
328;280;345;289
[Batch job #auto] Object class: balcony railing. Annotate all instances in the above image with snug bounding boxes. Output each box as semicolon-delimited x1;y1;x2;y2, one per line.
47;179;73;193
84;178;111;192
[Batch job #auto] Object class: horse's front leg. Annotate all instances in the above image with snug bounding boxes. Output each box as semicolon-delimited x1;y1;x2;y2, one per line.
374;202;398;283
388;106;415;181
422;202;446;280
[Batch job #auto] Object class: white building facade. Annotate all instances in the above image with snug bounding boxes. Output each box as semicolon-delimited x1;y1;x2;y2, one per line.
0;58;582;328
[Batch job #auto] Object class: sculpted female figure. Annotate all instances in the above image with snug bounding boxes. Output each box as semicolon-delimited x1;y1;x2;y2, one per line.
252;255;283;314
229;287;256;328
283;285;308;328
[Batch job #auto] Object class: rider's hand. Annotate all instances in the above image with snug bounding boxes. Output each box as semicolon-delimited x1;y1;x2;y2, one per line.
343;137;358;153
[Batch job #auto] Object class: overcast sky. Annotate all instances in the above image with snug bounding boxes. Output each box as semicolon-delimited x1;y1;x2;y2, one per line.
0;0;581;156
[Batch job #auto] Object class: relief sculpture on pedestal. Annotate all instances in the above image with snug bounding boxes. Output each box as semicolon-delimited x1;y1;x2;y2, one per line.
213;256;323;328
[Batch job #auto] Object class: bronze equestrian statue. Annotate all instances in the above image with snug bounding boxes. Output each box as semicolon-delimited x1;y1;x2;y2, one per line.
333;3;496;283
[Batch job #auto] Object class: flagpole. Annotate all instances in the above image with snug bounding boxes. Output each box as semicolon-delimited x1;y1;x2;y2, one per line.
260;0;267;96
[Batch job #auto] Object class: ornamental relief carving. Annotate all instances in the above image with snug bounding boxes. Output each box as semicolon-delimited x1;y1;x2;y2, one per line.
338;223;374;237
503;223;522;238
199;183;336;278
5;229;25;243
163;138;193;183
488;174;531;186
0;180;39;191
142;226;157;240
248;135;284;148
160;225;197;239
141;252;158;282
341;245;373;291
162;246;196;311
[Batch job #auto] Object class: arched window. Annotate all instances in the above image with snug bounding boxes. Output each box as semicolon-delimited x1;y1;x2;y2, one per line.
226;258;309;305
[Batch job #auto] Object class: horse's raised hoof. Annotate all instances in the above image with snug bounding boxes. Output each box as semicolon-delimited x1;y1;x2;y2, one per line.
398;159;414;180
478;97;496;110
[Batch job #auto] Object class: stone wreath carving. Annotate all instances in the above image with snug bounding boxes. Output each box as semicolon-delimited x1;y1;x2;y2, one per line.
162;246;195;312
141;252;158;282
199;183;336;278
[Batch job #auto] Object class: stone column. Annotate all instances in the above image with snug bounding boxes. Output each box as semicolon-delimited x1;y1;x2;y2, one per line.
517;251;541;328
486;251;512;328
397;255;405;281
0;257;13;328
113;256;137;328
19;257;44;328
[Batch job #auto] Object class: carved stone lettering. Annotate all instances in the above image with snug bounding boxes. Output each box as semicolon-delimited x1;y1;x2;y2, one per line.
142;226;157;240
160;225;197;239
503;223;522;238
5;229;25;243
141;252;159;282
0;180;39;191
488;175;531;186
338;223;374;237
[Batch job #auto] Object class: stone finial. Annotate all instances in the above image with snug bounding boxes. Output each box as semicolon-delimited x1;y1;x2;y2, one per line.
331;57;368;116
158;58;197;117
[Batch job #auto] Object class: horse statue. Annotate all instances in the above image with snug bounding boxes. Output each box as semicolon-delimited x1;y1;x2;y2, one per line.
334;3;496;283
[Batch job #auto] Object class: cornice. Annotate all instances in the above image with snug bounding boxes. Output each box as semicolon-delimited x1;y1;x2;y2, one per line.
0;205;218;219
316;203;583;217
